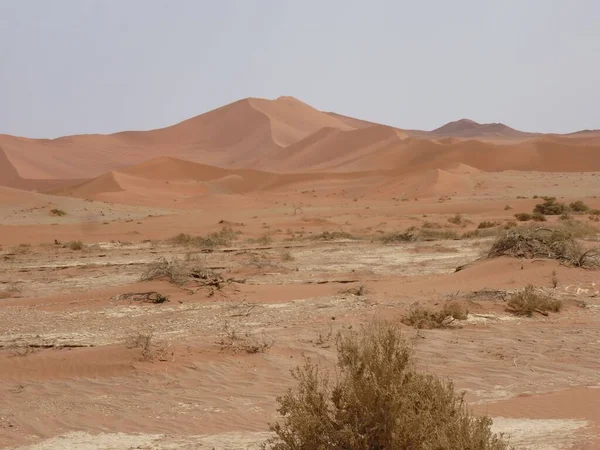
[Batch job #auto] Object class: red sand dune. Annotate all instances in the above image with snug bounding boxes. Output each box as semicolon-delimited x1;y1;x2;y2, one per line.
1;96;600;193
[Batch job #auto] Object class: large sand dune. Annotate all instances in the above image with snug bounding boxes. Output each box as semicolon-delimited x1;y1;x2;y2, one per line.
1;96;599;192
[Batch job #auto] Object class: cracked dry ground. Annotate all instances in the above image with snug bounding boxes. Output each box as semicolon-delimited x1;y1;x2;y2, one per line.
1;238;600;449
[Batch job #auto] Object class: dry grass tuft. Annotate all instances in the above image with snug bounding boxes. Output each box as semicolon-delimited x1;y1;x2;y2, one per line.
402;301;467;329
380;229;416;244
310;231;357;241
126;333;170;362
50;208;66;216
217;323;274;354
167;227;238;248
514;212;532;222
262;322;510;450
141;257;189;285
506;285;562;317
280;250;295;261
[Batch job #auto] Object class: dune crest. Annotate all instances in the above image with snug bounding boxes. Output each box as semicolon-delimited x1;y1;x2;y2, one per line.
1;96;600;190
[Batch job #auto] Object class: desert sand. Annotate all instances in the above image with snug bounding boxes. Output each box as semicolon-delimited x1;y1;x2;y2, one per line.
1;97;600;449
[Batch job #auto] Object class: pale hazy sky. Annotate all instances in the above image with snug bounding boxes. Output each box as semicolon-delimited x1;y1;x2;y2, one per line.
1;0;599;138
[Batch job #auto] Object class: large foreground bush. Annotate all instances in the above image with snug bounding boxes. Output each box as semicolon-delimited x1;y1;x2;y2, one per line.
262;323;510;450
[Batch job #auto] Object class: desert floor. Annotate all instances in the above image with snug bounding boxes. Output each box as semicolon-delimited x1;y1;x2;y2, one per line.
2;170;600;450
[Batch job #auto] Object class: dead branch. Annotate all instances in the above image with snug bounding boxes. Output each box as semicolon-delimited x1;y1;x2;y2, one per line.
115;291;169;304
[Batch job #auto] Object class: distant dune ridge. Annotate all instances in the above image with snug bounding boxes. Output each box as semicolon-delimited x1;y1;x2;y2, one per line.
1;96;599;198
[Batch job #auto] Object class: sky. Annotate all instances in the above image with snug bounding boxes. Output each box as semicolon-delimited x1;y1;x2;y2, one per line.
1;0;599;138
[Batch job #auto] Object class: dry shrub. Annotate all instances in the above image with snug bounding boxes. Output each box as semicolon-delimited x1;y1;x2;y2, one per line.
478;221;498;229
262;322;509;450
50;208;66;216
380;230;416;244
488;227;597;267
66;240;84;251
311;231;356;241
420;228;459;241
167;233;195;245
569;200;590;213
141;257;188;285
249;234;274;245
447;214;465;226
402;301;467;329
339;284;366;296
531;212;547;222
514;212;532;222
280;250;295;261
167;227;238;248
558;219;599;239
506;285;562;317
423;221;444;229
217;323;273;354
127;333;170;361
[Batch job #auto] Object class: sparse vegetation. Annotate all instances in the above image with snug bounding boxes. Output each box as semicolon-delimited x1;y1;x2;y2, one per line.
569;200;590;213
280;250;295;261
50;208;66;216
551;270;559;288
141;257;189;285
339;284;366;296
116;291;169;304
506;285;562;317
167;227;238;248
127;333;170;362
402;301;467;329
217;322;273;354
420;228;459;241
379;229;416;244
514;212;532;222
262;322;509;450
249;234;274;245
533;196;567;215
478;221;498;229
504;205;513;210
310;231;356;241
488;227;600;268
447;214;465;226
531;212;547;222
66;240;84;251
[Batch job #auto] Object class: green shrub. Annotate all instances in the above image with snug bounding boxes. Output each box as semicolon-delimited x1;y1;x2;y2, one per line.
533;197;567;215
531;212;547;222
262;322;509;450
